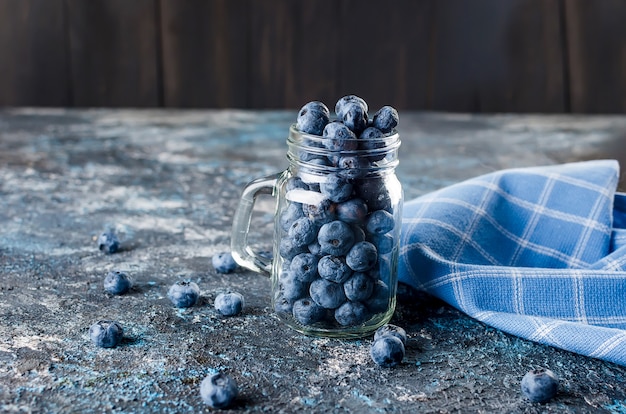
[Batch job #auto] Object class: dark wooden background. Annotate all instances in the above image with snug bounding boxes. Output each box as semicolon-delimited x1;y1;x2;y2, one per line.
1;0;625;112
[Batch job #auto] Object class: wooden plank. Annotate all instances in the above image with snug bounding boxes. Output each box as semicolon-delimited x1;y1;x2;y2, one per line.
248;0;341;109
159;0;248;108
565;0;626;113
338;0;433;112
428;0;565;113
66;0;159;107
0;0;69;106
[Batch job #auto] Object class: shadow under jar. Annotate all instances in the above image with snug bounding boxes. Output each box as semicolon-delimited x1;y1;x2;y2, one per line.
232;125;402;338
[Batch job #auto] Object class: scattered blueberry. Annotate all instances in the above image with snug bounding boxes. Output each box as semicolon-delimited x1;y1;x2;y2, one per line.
374;324;407;345
521;368;559;403
103;270;132;295
318;220;355;256
89;320;123;348
343;272;374;302
310;278;347;309
334;301;369;326
292;297;325;325
370;335;405;367
336;198;369;224
366;210;395;235
346;241;378;272
318;255;353;284
200;372;238;409
167;280;200;308
372;105;399;133
97;229;119;254
214;292;244;316
297;101;330;136
212;252;238;274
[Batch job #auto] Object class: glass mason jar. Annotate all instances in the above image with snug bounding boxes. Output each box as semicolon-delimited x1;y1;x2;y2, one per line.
231;124;403;338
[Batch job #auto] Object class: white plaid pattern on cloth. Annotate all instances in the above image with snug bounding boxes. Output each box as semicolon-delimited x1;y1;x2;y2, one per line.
398;160;626;366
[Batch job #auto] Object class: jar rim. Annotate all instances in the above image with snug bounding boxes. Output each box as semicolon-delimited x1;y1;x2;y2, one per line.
288;124;400;150
286;124;400;174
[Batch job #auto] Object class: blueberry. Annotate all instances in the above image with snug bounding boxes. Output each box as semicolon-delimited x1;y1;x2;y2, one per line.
359;127;388;162
320;174;353;203
200;372;238;409
354;177;392;212
167;280;200;308
521;368;559;403
309;278;347;309
302;198;336;225
103;270;131;295
278;270;308;301
343;272;374;302
370;336;405;367
97;230;119;254
337;155;371;180
292;297;325;325
374;324;407;345
302;156;332;175
335;95;368;118
358;126;384;149
212;252;238;274
372;105;399;134
307;239;323;256
318;220;355;256
336;198;368;224
290;253;320;283
322;122;358;151
334;301;369;326
286;177;309;192
279;236;308;261
214;292;244;316
366;210;395;235
287;217;317;247
367;280;390;314
297;101;330;136
89;320;123;348
342;103;368;135
274;293;294;314
346;241;378;272
369;233;394;254
318;255;353;284
280;202;304;232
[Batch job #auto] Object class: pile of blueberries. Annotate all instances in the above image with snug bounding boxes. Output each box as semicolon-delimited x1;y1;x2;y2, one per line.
275;95;401;329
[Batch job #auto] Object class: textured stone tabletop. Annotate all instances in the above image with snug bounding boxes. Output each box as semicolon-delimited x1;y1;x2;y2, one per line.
1;108;626;413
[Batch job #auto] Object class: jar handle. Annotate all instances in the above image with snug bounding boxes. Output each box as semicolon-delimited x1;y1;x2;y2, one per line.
231;173;280;275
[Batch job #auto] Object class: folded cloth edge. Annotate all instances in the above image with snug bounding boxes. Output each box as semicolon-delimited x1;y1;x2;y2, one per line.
398;159;626;366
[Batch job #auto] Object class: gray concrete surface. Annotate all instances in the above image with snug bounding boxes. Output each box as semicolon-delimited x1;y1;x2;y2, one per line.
1;108;626;413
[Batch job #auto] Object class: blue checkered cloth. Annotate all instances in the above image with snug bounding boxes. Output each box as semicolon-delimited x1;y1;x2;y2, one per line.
398;160;626;366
